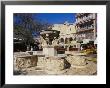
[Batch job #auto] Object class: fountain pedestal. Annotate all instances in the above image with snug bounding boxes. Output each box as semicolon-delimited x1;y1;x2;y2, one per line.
40;30;67;74
43;46;57;57
44;57;66;74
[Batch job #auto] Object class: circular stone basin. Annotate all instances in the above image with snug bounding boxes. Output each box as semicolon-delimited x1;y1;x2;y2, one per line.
66;55;87;67
40;30;60;41
40;30;59;35
15;55;38;70
40;30;54;34
44;57;66;74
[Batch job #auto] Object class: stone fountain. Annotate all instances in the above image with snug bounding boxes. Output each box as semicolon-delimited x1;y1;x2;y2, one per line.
40;30;60;57
40;30;69;74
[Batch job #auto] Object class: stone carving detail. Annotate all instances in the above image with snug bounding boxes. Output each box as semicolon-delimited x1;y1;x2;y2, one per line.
37;57;46;68
40;36;48;46
16;55;38;70
66;56;87;66
52;37;59;46
44;57;65;74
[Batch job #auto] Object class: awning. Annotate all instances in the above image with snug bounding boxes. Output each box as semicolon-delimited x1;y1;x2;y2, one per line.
94;38;97;44
82;39;91;44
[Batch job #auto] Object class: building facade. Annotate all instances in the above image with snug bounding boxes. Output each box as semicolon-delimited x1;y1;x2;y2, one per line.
52;21;80;49
75;13;97;44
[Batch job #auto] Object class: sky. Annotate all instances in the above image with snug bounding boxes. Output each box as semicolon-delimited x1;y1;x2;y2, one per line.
14;13;76;25
14;13;76;36
34;13;76;24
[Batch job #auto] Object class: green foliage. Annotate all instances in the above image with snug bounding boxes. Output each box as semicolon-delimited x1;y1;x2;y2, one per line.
14;25;34;45
14;13;51;46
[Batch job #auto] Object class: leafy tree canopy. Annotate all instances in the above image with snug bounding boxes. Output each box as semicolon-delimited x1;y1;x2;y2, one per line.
14;13;51;45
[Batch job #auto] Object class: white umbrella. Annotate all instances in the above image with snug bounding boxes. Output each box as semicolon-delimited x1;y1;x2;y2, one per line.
94;38;97;44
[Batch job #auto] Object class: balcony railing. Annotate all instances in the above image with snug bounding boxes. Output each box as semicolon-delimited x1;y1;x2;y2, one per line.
76;14;96;24
76;27;94;33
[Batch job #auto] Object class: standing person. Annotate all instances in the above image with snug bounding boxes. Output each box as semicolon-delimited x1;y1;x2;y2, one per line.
31;46;33;51
27;45;30;51
80;45;83;51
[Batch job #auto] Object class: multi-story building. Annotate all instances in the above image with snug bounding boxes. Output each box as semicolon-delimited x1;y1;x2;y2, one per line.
52;21;80;50
52;21;76;43
75;13;97;44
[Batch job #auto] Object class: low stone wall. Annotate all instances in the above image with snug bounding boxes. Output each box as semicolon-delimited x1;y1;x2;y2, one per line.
37;57;46;68
15;55;67;74
15;55;38;70
14;52;91;75
66;55;87;67
44;57;66;74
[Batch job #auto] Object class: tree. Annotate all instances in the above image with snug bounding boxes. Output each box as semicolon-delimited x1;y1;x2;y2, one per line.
14;13;51;46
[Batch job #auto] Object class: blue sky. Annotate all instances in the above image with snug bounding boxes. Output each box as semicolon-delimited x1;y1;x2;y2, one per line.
14;13;76;37
34;13;76;24
14;13;76;24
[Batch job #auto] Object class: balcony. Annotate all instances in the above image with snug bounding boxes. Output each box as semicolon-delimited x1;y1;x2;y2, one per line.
76;14;96;25
88;26;94;29
76;27;94;33
76;19;84;24
88;14;95;20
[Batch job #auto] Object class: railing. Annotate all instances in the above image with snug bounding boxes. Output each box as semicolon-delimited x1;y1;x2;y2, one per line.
87;14;95;20
76;27;94;33
88;26;94;29
76;14;95;25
